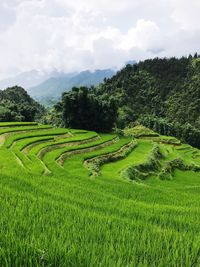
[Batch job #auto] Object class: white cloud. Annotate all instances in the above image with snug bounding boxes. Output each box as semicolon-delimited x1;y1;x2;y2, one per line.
0;0;199;79
170;0;200;30
118;19;161;50
0;1;16;32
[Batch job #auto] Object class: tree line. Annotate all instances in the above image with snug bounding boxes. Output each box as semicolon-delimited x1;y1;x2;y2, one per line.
139;116;200;149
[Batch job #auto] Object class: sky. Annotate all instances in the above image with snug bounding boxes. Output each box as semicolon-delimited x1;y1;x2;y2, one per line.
0;0;200;79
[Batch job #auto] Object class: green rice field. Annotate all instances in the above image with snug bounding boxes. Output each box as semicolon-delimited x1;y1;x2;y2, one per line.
0;122;200;266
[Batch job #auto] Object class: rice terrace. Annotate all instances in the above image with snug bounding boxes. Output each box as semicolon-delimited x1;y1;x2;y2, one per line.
1;121;200;266
1;0;200;265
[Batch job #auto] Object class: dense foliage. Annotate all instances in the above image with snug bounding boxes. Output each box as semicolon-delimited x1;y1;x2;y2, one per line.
139;116;200;149
46;54;200;145
51;86;117;132
0;86;44;122
96;54;200;128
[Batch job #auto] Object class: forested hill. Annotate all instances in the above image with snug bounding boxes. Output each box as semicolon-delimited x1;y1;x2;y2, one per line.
50;55;200;147
96;55;200;128
0;86;44;122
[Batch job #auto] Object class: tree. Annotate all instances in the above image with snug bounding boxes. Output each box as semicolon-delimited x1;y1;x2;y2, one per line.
61;87;117;132
0;86;45;122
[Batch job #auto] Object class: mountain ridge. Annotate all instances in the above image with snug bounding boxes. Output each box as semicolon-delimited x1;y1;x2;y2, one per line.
28;69;115;105
0;70;62;89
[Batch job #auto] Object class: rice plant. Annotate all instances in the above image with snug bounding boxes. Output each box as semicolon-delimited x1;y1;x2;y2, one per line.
0;123;200;266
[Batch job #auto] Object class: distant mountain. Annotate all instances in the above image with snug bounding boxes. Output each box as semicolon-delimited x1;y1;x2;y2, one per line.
28;69;115;106
0;70;50;90
0;70;78;90
0;69;115;106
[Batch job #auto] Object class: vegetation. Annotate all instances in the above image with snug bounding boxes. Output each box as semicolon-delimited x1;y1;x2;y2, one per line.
53;86;117;132
41;55;200;148
0;86;44;122
139;115;200;148
1;55;200;143
96;55;200;128
124;124;158;138
1;54;200;266
1;122;200;266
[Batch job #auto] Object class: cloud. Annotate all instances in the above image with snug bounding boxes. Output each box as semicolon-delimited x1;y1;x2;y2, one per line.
170;0;200;30
118;19;161;50
0;0;199;79
0;2;16;32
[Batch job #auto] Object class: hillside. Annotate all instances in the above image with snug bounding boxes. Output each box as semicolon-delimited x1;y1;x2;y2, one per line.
0;86;44;122
49;56;200;148
29;69;115;106
95;55;200;128
1;122;200;266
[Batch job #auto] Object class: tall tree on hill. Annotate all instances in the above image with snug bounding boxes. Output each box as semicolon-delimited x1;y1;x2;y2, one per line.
61;86;117;132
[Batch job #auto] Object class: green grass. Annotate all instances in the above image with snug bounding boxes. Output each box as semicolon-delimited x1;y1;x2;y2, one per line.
0;125;53;144
3;128;70;148
0;122;38;127
42;134;116;174
101;140;153;180
1;123;200;266
62;136;134;178
124;125;159;137
28;131;98;159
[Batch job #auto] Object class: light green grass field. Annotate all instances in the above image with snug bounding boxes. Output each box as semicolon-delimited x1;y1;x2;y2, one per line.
0;122;200;266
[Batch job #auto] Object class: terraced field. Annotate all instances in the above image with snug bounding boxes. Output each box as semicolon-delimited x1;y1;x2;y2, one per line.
1;122;200;266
